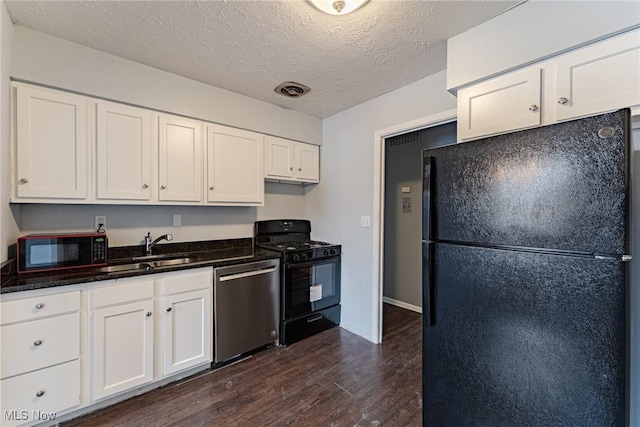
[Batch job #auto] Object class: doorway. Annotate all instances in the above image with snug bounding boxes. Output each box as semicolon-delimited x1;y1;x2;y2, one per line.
382;122;456;320
372;109;457;343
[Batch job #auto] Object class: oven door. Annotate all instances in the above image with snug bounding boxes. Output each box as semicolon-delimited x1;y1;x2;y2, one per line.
283;256;341;320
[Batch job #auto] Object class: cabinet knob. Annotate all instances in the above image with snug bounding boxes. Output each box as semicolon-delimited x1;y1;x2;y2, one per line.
289;167;293;171
528;104;539;112
142;183;149;189
298;168;301;172
209;186;214;191
160;185;166;190
166;307;172;312
558;97;569;105
33;339;43;346
35;303;45;310
146;312;152;317
18;178;28;184
35;390;45;398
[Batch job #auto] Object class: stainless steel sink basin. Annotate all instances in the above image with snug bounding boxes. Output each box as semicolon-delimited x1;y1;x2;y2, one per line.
97;257;198;274
97;263;153;273
148;257;198;268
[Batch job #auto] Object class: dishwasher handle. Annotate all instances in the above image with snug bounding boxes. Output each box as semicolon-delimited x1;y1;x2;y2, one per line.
218;266;278;282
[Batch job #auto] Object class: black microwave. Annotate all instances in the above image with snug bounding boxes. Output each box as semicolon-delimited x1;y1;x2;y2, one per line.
17;233;108;274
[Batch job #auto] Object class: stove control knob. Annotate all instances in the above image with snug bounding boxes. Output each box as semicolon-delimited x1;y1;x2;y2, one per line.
301;253;309;261
330;249;337;256
292;254;301;262
323;250;329;257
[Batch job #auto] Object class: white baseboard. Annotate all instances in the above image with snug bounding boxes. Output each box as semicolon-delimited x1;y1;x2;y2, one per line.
382;296;422;313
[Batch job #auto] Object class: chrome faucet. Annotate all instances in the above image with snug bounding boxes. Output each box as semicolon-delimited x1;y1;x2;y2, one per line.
144;232;173;256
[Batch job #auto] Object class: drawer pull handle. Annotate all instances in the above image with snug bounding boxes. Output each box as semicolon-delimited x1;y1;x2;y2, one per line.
528;104;539;112
166;307;172;312
18;178;28;184
35;390;45;398
33;339;43;346
558;97;569;105
35;303;45;309
146;312;152;317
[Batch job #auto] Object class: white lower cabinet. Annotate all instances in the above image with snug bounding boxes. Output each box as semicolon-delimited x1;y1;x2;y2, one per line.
0;290;81;426
90;279;155;401
156;269;212;377
89;268;212;402
1;360;80;427
0;268;213;425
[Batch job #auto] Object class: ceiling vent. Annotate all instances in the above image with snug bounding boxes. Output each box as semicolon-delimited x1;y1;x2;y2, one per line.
275;82;311;98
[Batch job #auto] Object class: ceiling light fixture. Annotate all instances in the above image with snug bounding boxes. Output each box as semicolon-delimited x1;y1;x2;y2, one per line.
307;0;369;15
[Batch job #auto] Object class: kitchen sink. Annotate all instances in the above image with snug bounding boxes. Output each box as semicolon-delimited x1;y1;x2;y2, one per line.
97;257;199;274
148;257;198;267
97;263;153;273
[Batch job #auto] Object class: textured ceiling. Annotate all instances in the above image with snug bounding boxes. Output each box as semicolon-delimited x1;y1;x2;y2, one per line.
5;0;521;118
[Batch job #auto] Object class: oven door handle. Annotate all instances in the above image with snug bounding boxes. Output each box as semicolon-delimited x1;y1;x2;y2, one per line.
218;266;278;282
285;257;340;269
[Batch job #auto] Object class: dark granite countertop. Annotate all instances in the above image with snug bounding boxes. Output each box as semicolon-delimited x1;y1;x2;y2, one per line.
0;238;280;295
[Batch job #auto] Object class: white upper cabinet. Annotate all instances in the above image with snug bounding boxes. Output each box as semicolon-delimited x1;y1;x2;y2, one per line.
553;30;640;122
457;68;542;141
265;136;294;179
96;101;152;201
456;29;640;142
158;115;204;203
265;136;319;184
12;83;319;204
295;143;320;183
13;85;89;200
206;124;264;205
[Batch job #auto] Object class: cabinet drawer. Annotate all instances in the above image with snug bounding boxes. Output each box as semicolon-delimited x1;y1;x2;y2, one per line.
1;291;79;325
1;360;80;427
1;313;79;379
161;268;212;295
91;279;154;308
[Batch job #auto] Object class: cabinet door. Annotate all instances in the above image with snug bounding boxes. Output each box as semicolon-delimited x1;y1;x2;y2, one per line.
158;115;203;202
162;288;211;376
96;102;152;200
555;31;640;122
207;125;264;204
91;299;154;401
295;143;319;182
14;85;88;199
265;136;294;179
457;68;541;141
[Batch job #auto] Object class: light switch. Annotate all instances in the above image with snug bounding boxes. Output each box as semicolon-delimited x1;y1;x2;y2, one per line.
173;214;182;227
401;186;411;193
361;216;371;227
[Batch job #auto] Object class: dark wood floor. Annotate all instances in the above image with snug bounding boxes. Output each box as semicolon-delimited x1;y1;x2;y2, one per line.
64;304;422;426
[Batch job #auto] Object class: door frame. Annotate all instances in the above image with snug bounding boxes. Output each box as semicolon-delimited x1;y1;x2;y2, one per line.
371;109;457;343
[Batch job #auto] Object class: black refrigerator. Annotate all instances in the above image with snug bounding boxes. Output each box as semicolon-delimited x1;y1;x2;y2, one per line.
422;110;630;426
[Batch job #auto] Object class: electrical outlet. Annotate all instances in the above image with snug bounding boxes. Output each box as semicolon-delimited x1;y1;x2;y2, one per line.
95;215;106;231
360;216;371;228
173;214;182;227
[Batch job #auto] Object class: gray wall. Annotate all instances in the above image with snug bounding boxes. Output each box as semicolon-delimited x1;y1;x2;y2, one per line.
383;122;456;308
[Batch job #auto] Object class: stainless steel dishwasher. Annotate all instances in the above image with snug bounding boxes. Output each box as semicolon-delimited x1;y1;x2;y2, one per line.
213;259;280;364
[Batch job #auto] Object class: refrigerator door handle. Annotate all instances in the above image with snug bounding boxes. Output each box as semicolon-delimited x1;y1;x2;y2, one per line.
423;154;435;241
594;253;632;261
423;242;436;327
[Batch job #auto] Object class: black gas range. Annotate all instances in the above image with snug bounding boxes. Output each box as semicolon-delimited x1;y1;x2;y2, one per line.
255;220;341;346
